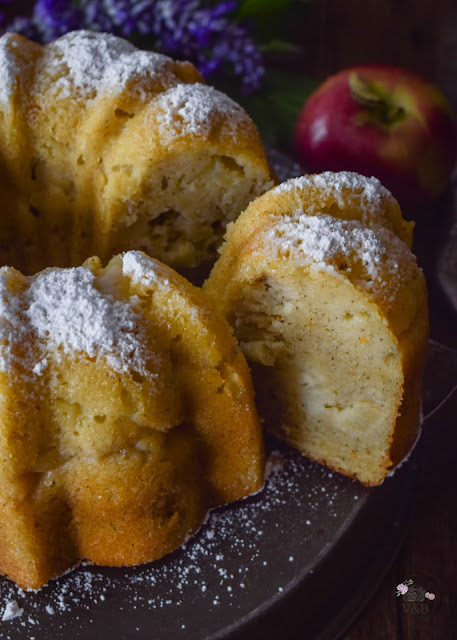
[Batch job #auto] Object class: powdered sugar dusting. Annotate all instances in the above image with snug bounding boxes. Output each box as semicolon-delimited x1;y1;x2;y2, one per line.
2;601;23;622
40;30;176;101
274;172;393;204
32;358;48;376
28;266;157;376
0;259;159;378
265;213;418;302
0;442;366;639
0;34;24;107
273;172;397;228
122;250;164;287
122;251;206;325
154;83;248;140
0;267;29;372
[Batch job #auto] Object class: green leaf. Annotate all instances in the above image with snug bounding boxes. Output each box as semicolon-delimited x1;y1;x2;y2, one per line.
261;39;303;55
241;95;282;146
237;0;295;20
235;69;319;148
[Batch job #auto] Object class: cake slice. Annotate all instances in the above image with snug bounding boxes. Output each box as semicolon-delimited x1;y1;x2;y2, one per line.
203;173;428;485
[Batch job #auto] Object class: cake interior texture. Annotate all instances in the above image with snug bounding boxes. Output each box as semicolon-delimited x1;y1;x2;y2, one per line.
0;31;273;276
0;251;263;590
204;173;428;485
235;268;421;485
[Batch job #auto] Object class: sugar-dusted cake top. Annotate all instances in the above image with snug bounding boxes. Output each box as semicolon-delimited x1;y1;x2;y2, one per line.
0;30;186;106
40;30;178;101
153;83;250;140
0;29;253;143
273;172;400;226
0;253;161;378
0;34;25;107
264;213;419;303
274;171;394;204
122;249;163;286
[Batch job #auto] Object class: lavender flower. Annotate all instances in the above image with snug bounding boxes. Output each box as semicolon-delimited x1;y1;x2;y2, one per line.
152;1;264;92
34;0;84;40
1;0;265;93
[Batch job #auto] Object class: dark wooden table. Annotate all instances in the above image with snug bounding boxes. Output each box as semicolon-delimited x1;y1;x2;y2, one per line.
299;2;457;638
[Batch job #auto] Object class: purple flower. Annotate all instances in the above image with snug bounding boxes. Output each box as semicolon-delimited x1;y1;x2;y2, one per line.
150;1;264;92
1;0;265;93
34;0;84;40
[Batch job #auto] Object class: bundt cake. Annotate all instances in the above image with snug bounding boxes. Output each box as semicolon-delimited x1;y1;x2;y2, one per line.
0;250;263;590
203;172;428;486
0;30;273;276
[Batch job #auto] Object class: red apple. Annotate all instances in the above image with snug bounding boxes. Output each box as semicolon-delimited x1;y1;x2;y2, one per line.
295;66;457;210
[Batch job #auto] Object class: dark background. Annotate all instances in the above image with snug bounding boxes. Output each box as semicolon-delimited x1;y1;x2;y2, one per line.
300;0;457;113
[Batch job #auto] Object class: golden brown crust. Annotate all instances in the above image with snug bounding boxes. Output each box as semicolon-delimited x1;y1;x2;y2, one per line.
0;252;263;590
0;31;273;274
204;173;428;486
388;291;429;467
123;253;265;505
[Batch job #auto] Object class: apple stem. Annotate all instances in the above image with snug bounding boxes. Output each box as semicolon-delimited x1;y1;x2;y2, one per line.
349;72;407;127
